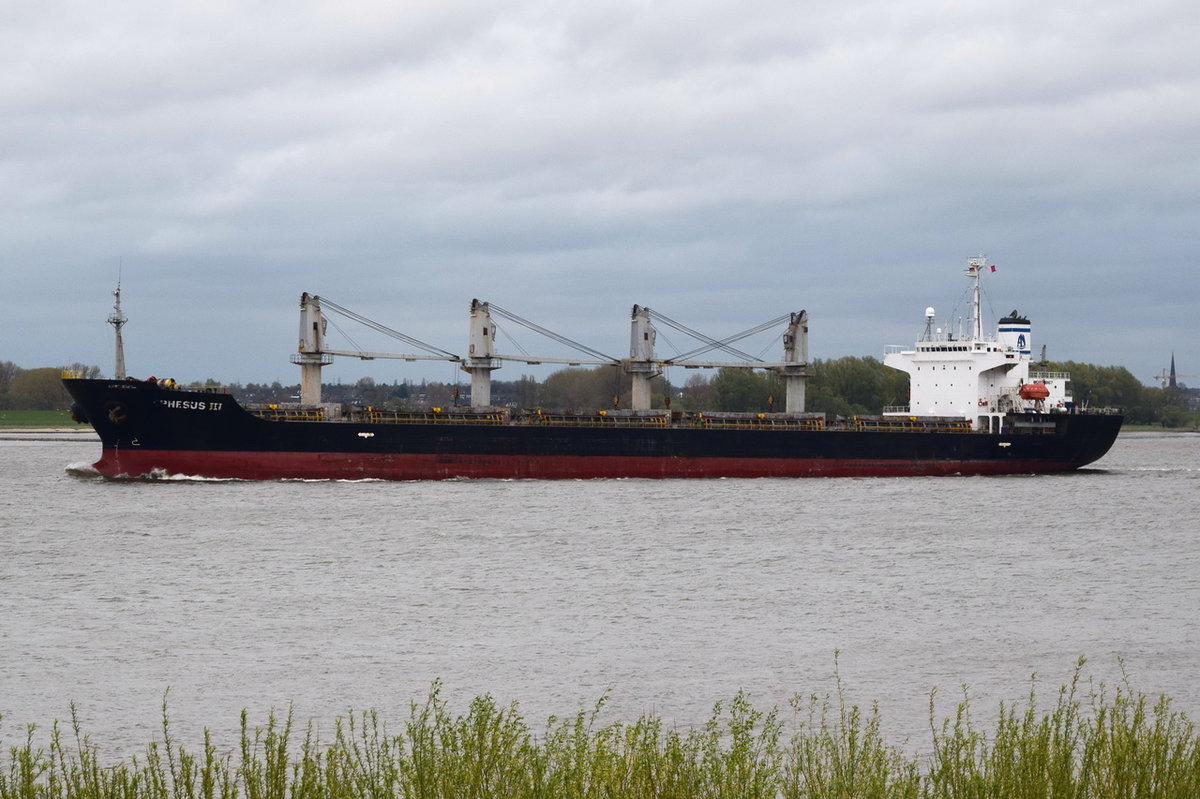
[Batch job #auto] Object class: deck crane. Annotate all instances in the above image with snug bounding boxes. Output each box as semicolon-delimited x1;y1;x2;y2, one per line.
292;294;808;412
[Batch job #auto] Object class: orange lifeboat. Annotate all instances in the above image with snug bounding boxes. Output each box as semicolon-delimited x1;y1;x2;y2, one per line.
1019;383;1050;400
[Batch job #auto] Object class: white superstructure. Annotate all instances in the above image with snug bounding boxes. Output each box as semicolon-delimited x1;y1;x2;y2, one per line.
883;258;1073;432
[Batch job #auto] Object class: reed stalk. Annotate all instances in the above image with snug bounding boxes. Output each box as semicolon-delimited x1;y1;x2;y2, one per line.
3;662;1197;798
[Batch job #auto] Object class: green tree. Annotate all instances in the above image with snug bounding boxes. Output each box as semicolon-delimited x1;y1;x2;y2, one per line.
0;361;24;409
709;368;778;411
1156;402;1189;429
1146;386;1199;428
64;362;102;380
675;372;712;411
540;366;626;411
420;381;457;408
8;367;72;410
1047;361;1149;421
353;376;400;407
515;374;540;408
805;356;907;416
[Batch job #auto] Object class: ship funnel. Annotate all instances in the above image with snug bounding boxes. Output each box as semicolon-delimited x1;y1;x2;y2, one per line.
997;309;1031;356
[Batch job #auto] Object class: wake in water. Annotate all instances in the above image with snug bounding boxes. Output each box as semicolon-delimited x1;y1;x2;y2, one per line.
65;461;102;478
148;468;222;481
61;460;396;483
62;462;246;482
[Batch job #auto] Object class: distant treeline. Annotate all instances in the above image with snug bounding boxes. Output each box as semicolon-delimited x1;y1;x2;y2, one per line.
3;357;1196;426
0;362;100;413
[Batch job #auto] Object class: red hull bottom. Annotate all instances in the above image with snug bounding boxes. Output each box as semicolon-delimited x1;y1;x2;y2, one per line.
93;449;1080;480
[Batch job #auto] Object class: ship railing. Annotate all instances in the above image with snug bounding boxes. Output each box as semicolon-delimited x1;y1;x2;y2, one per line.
350;407;509;425
252;406;328;422
690;412;826;431
1025;404;1123;417
1029;370;1071;381
850;415;973;433
529;410;671;428
881;405;909;414
1005;404;1123;419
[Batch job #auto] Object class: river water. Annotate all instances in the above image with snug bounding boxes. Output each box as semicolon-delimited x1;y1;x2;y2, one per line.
1;432;1198;758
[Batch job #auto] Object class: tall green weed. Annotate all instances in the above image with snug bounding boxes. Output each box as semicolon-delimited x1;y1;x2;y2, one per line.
3;662;1197;799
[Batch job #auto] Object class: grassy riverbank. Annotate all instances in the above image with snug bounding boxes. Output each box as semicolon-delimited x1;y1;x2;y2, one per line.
0;410;76;428
3;663;1197;798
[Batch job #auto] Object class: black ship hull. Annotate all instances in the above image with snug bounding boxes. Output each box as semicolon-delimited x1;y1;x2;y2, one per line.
64;379;1123;480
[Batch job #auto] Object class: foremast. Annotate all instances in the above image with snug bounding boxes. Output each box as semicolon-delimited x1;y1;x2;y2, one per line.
107;281;128;380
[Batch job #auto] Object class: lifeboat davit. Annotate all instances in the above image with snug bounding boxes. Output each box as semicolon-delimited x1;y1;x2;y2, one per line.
1019;383;1050;400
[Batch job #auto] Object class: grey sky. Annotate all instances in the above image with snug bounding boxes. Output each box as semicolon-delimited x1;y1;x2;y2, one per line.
4;0;1197;388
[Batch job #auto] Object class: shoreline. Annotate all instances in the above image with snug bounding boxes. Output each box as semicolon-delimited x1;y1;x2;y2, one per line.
0;427;99;441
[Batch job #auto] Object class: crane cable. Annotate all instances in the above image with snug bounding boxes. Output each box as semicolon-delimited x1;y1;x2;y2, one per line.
486;303;618;362
651;310;792;362
317;297;460;361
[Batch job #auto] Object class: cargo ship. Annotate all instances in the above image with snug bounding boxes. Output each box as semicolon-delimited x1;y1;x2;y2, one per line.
63;259;1122;480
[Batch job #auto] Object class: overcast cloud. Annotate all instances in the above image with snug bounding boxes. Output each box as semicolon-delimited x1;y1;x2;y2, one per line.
3;0;1197;388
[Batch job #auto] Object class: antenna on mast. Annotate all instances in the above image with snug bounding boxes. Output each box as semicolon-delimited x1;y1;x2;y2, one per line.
965;255;987;341
107;270;128;379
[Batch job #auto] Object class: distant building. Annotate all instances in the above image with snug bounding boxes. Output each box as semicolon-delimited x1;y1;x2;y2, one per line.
1166;354;1200;411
